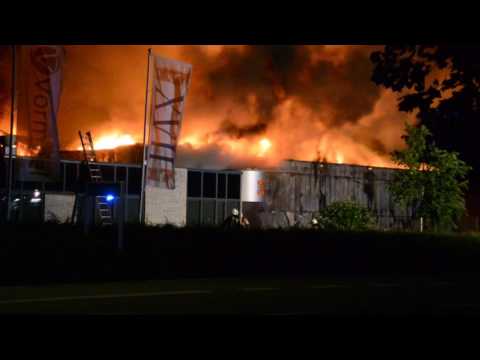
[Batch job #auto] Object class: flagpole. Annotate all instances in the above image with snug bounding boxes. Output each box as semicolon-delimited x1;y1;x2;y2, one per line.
6;45;16;222
139;48;152;224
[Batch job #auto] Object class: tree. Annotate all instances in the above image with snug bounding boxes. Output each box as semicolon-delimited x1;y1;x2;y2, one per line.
370;45;480;176
390;123;471;231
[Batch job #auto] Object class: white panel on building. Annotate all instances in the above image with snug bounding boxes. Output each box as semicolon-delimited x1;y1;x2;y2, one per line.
145;168;187;226
44;193;75;223
241;170;266;203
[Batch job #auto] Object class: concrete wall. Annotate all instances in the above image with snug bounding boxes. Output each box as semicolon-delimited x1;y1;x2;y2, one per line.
44;192;75;223
145;168;187;226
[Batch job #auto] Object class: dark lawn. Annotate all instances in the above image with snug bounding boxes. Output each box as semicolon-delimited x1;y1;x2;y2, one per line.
2;223;480;286
0;277;479;315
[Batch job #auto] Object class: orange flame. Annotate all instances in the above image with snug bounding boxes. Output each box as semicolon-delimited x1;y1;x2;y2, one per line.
174;94;402;169
257;138;272;157
15;143;41;157
63;92;405;169
76;132;137;151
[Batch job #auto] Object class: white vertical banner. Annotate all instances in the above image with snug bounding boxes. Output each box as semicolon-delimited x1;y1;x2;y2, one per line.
16;45;64;180
146;55;191;189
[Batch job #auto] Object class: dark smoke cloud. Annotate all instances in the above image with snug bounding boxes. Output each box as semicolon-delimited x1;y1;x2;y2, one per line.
179;45;382;138
1;45;382;141
176;142;268;170
0;45;405;167
366;138;389;155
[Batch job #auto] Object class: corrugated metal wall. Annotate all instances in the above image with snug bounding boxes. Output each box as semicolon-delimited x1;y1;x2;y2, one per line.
258;160;414;230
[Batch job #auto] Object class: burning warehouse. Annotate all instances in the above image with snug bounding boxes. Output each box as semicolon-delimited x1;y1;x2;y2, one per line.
1;138;412;230
0;45;460;229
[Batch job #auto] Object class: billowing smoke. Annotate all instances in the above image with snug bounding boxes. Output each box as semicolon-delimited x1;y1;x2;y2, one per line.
181;45;382;138
0;45;412;168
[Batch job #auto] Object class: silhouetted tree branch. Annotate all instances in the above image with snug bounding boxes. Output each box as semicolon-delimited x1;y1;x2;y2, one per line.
371;45;480;175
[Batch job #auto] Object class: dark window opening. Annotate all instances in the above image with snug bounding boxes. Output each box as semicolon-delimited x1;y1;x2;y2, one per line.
100;165;114;182
218;174;226;198
203;172;216;198
127;167;142;194
187;171;201;197
116;167;127;182
227;174;240;199
65;163;78;192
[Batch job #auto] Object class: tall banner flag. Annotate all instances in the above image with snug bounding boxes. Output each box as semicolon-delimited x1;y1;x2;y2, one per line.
146;55;192;189
16;45;64;180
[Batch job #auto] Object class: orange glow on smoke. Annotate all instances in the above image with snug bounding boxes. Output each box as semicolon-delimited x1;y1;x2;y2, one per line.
173;94;403;169
179;135;202;150
0;45;414;169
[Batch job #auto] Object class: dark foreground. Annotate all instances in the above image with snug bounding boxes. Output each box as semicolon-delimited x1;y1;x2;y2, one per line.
1;277;480;316
2;224;480;316
3;223;480;285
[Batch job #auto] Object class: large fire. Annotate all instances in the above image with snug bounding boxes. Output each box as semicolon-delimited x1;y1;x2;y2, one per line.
173;93;403;169
3;45;412;169
76;132;137;151
16;143;41;157
179;135;274;160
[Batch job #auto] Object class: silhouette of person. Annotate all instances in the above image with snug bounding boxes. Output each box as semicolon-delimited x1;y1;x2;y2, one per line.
222;208;250;229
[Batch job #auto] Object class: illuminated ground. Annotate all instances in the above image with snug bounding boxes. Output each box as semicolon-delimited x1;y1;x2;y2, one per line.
1;277;480;316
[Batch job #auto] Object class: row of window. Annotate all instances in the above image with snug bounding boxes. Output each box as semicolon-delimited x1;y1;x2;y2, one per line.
5;159;142;195
4;160;243;202
3;159;244;226
187;199;241;225
187;171;241;199
186;171;241;225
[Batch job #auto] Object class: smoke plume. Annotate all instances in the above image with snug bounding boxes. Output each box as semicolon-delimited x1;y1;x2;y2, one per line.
0;45;412;168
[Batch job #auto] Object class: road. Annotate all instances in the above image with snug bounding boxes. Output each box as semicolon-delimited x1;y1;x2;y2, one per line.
1;277;480;316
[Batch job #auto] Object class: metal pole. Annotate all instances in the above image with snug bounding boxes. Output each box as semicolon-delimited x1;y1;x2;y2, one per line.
139;48;152;224
200;171;204;224
117;181;125;251
6;45;16;222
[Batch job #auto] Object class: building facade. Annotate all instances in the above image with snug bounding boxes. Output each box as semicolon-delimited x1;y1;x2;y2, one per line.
241;160;413;230
2;156;414;229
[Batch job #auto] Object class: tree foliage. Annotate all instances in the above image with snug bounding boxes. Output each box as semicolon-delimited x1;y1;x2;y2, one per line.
390;123;471;231
371;45;480;175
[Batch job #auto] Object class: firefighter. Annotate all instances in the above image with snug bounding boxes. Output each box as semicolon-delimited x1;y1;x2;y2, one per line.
222;208;250;229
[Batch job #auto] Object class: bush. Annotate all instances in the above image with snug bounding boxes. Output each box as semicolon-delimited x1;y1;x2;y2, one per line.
315;201;375;231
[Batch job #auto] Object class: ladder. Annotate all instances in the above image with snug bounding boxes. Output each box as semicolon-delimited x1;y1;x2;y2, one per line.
79;131;102;183
74;131;114;226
